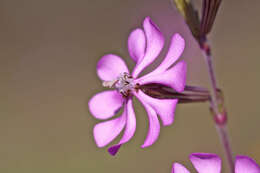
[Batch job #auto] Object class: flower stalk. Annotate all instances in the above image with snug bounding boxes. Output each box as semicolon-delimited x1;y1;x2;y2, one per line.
200;39;235;173
216;125;235;173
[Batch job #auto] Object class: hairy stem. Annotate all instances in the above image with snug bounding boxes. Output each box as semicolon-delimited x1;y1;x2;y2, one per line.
200;39;234;173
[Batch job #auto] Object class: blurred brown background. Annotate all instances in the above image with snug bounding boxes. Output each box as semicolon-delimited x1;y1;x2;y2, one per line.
1;0;260;172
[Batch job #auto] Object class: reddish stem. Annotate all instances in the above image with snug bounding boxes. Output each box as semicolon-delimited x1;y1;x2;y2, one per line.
200;39;235;173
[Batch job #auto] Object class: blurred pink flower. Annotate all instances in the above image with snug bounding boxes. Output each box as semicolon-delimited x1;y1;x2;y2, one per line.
89;17;186;155
172;153;260;173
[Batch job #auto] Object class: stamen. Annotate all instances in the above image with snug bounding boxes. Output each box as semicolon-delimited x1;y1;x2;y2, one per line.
102;79;118;88
102;72;136;97
115;72;135;96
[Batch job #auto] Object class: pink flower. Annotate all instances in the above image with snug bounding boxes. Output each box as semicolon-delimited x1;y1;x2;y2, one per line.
172;153;260;173
88;17;186;155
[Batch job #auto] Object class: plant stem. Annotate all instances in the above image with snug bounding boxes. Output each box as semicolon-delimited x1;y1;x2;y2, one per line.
200;39;234;173
216;125;235;173
200;40;219;115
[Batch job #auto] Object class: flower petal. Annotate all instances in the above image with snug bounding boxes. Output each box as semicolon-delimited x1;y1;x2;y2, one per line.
139;101;160;148
154;33;185;73
97;54;129;81
172;163;190;173
93;107;126;147
235;155;260;173
128;28;146;62
136;60;187;92
118;98;136;144
108;99;136;156
108;144;121;156
132;17;164;78
135;90;178;126
89;90;124;120
190;153;221;173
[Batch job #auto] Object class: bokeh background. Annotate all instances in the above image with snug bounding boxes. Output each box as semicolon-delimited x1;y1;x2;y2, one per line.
1;0;260;172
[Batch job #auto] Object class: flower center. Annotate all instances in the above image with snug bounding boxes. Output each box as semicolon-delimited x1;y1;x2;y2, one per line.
102;72;136;97
115;72;135;96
